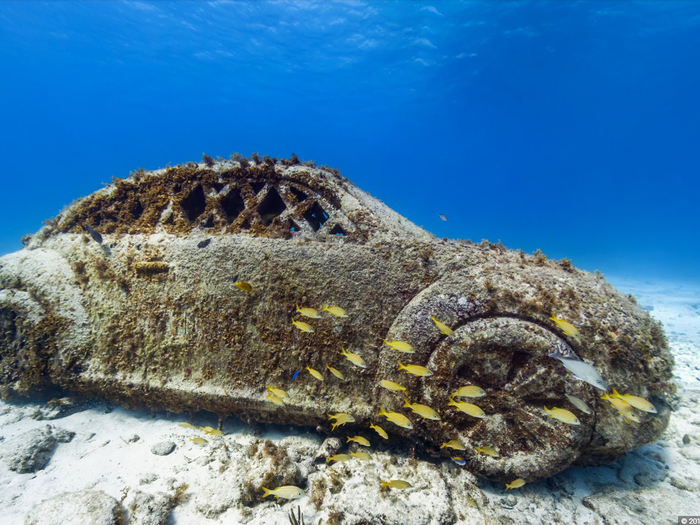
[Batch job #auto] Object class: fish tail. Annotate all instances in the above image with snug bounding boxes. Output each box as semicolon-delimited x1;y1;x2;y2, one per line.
379;480;388;489
402;397;410;408
397;361;404;370
548;347;564;359
296;304;301;312
378;406;388;417
262;487;272;498
346;436;352;443
321;303;328;311
439;443;446;449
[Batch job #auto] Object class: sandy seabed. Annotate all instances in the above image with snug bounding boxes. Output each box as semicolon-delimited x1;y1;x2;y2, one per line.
1;276;699;525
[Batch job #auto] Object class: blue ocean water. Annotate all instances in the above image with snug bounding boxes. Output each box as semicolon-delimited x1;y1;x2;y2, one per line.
1;1;698;281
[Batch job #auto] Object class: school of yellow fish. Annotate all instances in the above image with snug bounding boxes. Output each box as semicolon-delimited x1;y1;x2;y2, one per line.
199;282;658;496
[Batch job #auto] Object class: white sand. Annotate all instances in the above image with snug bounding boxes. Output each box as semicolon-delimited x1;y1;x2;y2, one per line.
1;277;699;525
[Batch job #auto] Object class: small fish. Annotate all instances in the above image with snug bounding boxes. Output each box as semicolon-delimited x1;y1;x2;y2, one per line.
378;380;406;392
380;480;412;490
403;398;441;420
378;406;413;429
397;361;433;377
475;445;499;457
331;417;355;431
292;319;314;333
234;281;253;292
505;478;525;490
321;304;348;318
178;422;195;429
430;316;455;337
306;366;324;381
447;398;487;418
208;429;224;437
452;385;486;398
326;364;345;379
267;386;288;399
548;348;607;391
601;393;642;423
327;412;352;420
83;224;103;244
296;304;321;318
265;392;284;406
440;439;466;451
565;393;592;414
370;423;389;439
543;406;581;425
290;370;300;382
350;451;371;461
452;457;467;466
326;453;352;464
438;214;447;221
340;347;367;368
262;485;306;499
190;437;208;446
328;412;355;431
549;313;581;340
200;426;215;433
609;388;657;413
382;339;415;353
347;435;371;446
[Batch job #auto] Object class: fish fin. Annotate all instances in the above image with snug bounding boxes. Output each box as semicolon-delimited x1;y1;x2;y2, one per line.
262;487;272;498
612;388;620;397
403;398;410;408
548;348;564;359
397;361;404;370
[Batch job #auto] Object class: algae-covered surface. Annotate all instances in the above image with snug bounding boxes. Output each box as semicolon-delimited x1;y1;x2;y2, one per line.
0;161;674;489
0;277;696;525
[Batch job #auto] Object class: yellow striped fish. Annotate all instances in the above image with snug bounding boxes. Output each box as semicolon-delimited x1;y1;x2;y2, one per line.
403;398;440;420
430;316;454;337
447;398;487;418
378;406;413;429
397;361;433;377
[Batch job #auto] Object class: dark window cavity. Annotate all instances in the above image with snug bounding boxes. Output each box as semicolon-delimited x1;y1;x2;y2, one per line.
303;202;328;232
289;186;307;202
181;185;206;222
220;188;245;223
259;187;287;225
329;224;346;236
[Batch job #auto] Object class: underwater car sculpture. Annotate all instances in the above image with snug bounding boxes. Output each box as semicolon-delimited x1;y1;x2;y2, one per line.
0;156;673;482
